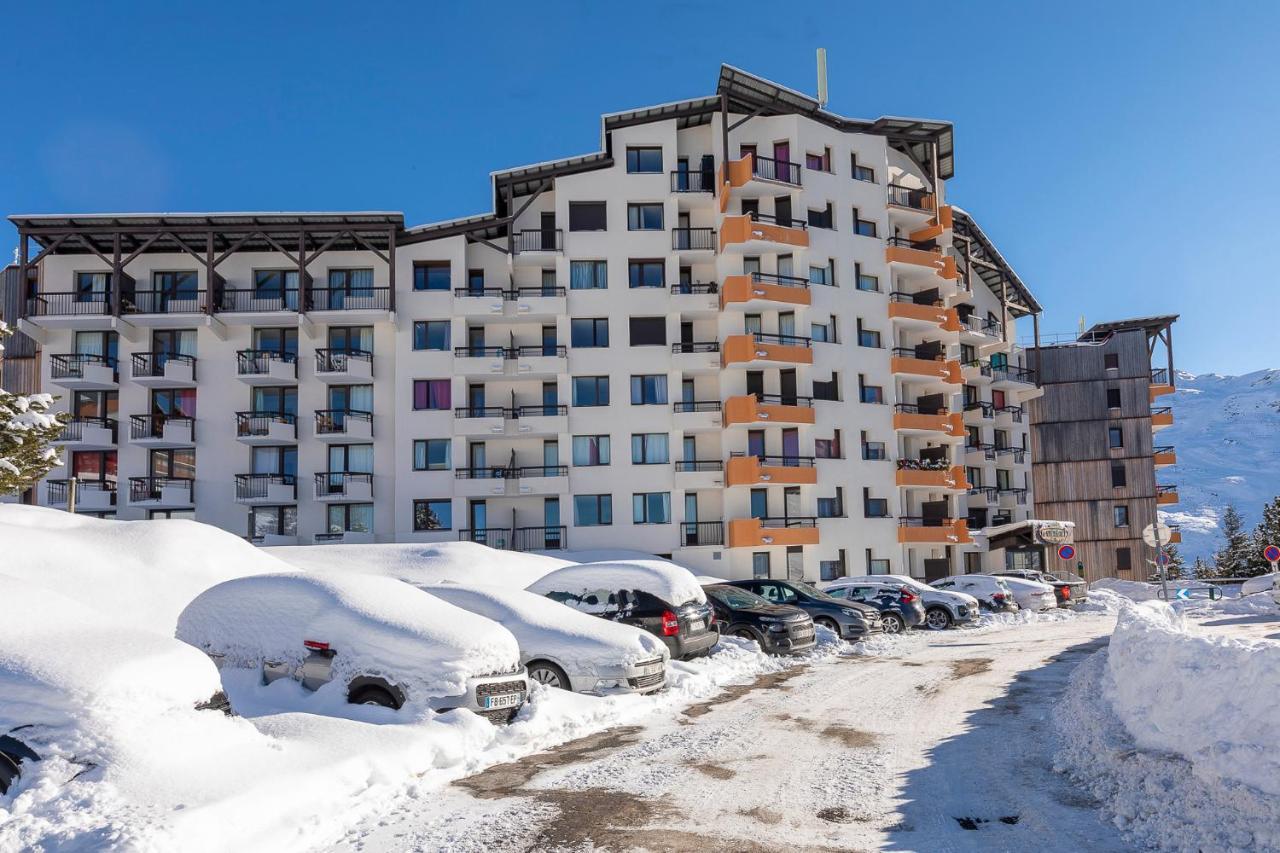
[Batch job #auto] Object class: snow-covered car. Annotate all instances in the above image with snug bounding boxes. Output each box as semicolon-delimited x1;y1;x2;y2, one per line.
422;583;669;695
995;569;1087;607
527;560;718;660
821;574;981;630
177;572;530;723
996;575;1058;611
930;574;1019;612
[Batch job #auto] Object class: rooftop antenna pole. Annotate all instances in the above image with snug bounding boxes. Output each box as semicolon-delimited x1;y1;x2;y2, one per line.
816;48;829;108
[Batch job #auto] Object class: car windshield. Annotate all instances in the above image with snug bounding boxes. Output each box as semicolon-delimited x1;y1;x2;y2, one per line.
789;581;841;603
707;586;770;609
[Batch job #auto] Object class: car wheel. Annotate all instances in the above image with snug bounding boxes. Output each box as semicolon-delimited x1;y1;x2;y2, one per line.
733;627;759;642
0;751;20;796
815;617;841;637
924;608;953;630
528;661;570;691
881;613;905;634
348;684;401;709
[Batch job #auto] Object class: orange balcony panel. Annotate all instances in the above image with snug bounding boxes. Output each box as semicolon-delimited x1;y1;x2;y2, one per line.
887;302;961;332
1149;384;1175;401
891;356;962;384
908;207;953;243
893;411;966;437
895;466;968;490
719;214;810;251
1168;529;1182;544
722;335;813;367
724;154;753;189
726;456;818;487
723;395;816;427
728;518;820;548
898;519;971;545
1151;410;1174;428
939;255;959;281
885;244;945;270
720;274;811;308
1157;489;1179;506
1154;451;1177;467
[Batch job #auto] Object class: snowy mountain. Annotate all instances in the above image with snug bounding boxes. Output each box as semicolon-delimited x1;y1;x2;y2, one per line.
1158;369;1280;561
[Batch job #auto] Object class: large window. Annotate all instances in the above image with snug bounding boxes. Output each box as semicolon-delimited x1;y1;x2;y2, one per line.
855;263;879;292
413;320;450;351
629;317;666;346
631;433;669;465
853;210;877;237
1116;547;1132;572
572;435;611;466
851;154;875;183
571;318;610;348
574;494;613;526
626;203;664;231
628;259;665;288
413;439;451;470
626;146;662;173
253;269;298;299
630;374;667;405
632;492;671;524
413;262;450;291
413;499;452;531
328;503;373;534
1114;505;1130;527
570;260;607;290
572;376;610;407
568;202;607;232
1108;426;1124;448
250;505;297;538
75;271;111;302
412;379;452;410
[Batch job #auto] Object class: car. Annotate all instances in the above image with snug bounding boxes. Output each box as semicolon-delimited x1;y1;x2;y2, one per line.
526;560;718;660
702;584;817;655
995;569;1087;607
722;579;883;640
930;574;1019;612
996;575;1058;611
177;572;531;723
422;583;669;695
819;580;926;633
822;574;980;630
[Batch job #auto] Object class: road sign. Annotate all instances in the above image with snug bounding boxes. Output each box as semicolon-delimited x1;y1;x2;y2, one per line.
1171;586;1223;601
1156;552;1170;566
1142;523;1172;547
1263;544;1280;563
1057;544;1076;561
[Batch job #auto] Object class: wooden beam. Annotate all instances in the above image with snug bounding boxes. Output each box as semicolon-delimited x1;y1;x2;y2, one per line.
18;232;28;318
387;227;396;314
111;232;122;316
464;233;510;255
204;232;215;315
120;232;166;267
27;234;69;266
509;178;554;227
301;229;350;266
68;233;115;268
345;230;390;264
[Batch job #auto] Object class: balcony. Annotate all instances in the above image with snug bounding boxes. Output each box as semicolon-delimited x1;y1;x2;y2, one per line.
454;465;569;498
898;517;971;544
314;472;374;502
1168;524;1182;544
453;345;567;378
674;460;725;490
967;486;997;503
680;520;725;547
720;272;811;309
453;406;508;437
458;526;567;552
54;416;117;450
1151;406;1174;430
671;400;724;432
452;286;567;318
990;364;1037;388
892;404;965;438
314;530;375;545
49;354;117;389
1157;484;1179;505
314;349;373;382
749;154;802;186
905;205;954;243
315;409;372;441
895;461;968;491
1150;368;1175;400
129;414;195;448
723;394;814;427
25;291;113;329
963;401;994;421
728;516;819;548
671;227;716;252
998;487;1029;507
669;281;720;312
235;412;297;445
887;293;960;332
722;333;813;367
128;476;194;507
960;313;1003;340
726;454;817;487
236;350;297;385
451;405;569;438
671;341;721;372
994;405;1025;424
886;183;936;213
306;287;391;316
890;348;962;385
121;289;205;321
995;445;1028;464
130;353;196;387
719;213;809;252
512;229;563;255
965;442;998;461
217;288;299;317
884;237;958;281
671;168;715;194
46;478;116;511
234;473;297;504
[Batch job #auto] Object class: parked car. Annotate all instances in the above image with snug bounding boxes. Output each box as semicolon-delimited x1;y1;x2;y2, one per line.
819;580;926;633
994;569;1087;607
822;575;980;630
177;572;530;722
526;560;718;660
997;575;1058;611
930;574;1019;612
422;583;669;695
702;584;816;655
722;579;883;639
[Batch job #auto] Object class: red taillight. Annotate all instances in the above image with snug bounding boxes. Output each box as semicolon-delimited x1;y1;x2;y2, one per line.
661;610;681;637
1061;586;1071;600
303;640;330;651
900;588;916;604
992;593;1005;601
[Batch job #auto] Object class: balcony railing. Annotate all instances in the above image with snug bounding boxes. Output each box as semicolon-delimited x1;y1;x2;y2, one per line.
964;401;994;418
671;281;718;295
131;352;196;379
514;404;568;418
459;528;512;550
672;341;720;354
129;476;193;503
891;346;946;362
314;471;373;498
452;286;567;300
758;516;818;529
893;403;951;416
50;353;116;380
235;473;297;501
962;314;1003;336
899;516;956;528
237;349;297;375
47;478;116;505
995;446;1028;463
27;291;112;317
130;414;195;441
1152;406;1173;417
306;287;391;311
236;411;297;438
454;345;568;360
218;288;299;313
1156;484;1178;496
886;183;933;210
963;359;992;377
455;406;509;419
673;400;722;413
315;349;372;373
744;454;816;468
122;289;206;314
753;393;815;408
998;487;1029;504
751;155;802;185
751;271;810;289
896;458;951;471
991;365;1037;384
966;441;998;460
513;229;563;253
885;236;939;252
315;409;372;434
674;460;724;473
57;416;118;443
513;525;566;551
968;486;998;500
670;169;714;192
996;405;1024;422
1151;368;1170;385
681;520;724;547
748;211;807;231
672;227;716;251
752;332;812;348
889;290;943;306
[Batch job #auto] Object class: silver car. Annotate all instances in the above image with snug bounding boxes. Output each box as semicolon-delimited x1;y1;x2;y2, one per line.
823;574;981;630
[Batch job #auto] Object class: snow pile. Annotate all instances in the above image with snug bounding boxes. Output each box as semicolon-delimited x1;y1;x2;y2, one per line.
267;541;572;588
1090;577;1162;601
1073;587;1129;614
527;559;707;607
1055;600;1280;850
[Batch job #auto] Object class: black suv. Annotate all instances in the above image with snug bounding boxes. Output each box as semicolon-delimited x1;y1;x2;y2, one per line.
703;584;816;655
724;579;882;640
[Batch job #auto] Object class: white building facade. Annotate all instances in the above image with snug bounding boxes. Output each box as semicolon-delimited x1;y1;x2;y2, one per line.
10;66;1045;582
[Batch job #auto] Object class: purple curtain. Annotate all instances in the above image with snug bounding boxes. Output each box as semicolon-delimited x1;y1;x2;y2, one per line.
414;380;452;410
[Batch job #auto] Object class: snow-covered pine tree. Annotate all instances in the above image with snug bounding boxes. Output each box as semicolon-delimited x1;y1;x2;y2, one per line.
1193;555;1216;579
0;321;66;494
1213;503;1251;577
1248;495;1280;576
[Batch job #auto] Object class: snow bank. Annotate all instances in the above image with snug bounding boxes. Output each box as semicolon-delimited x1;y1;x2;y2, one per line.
527;559;707;607
1055;601;1280;850
266;541;572;588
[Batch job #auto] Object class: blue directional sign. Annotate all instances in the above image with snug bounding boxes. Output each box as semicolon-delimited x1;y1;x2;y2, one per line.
1172;586;1222;601
1175;588;1192;600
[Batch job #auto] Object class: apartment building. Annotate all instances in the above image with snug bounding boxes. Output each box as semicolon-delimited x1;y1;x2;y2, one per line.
1029;316;1179;582
6;65;1048;582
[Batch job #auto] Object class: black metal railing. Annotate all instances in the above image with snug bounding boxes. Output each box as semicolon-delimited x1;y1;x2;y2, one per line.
671;281;718;295
889;290;943;306
1151;368;1170;385
235;411;297;438
131;352;196;379
672;227;716;251
122;289;207;314
236;349;297;376
747;211;807;230
681;520;724;546
459;528;513;550
758;516;817;529
513;525;566;552
314;409;372;435
1152;406;1173;417
57;416;117;443
750;271;810;289
966;442;998;460
962;314;1002;336
26;291;111;317
517;465;568;478
896;458;951;471
129;476;193;503
996;447;1027;463
898;516;956;528
672;341;720;354
130;414;195;441
455;346;506;359
673;400;721;413
50;353;116;381
235;473;297;501
750;454;816;467
893;402;950;416
455;345;567;359
1153;445;1175;455
998;487;1028;504
885;236;939;252
513;229;563;253
314;471;373;498
675;460;724;472
454;287;505;299
892;346;946;362
515;404;568;418
670;169;714;193
1156;484;1178;495
47;478;116;505
509;285;566;299
306;287;391;312
886;183;933;210
996;405;1024;422
968;486;998;500
454;406;509;419
219;288;299;312
752;332;812;348
751;155;802;185
315;349;373;373
963;359;993;377
753;393;815;408
991;365;1036;384
964;401;994;418
455;466;510;480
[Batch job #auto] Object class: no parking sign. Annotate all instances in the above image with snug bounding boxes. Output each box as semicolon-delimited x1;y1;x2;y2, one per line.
1057;544;1076;561
1265;544;1280;569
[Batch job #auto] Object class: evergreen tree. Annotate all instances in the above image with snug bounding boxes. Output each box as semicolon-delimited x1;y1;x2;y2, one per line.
1148;544;1186;583
0;322;66;495
1213;503;1251;577
1248;495;1280;576
1193;555;1216;580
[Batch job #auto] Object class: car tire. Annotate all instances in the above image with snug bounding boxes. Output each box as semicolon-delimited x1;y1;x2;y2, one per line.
733;627;760;642
924;608;953;631
527;661;570;691
0;750;20;796
881;613;905;634
348;684;402;709
815;617;841;637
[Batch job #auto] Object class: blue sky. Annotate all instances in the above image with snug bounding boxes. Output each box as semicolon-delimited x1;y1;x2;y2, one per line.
2;1;1275;374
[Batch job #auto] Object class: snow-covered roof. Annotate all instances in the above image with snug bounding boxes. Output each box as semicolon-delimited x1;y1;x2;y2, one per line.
526;560;706;607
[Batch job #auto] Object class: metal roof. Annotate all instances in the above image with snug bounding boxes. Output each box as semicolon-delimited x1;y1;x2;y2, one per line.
950;208;1041;315
1083;315;1179;338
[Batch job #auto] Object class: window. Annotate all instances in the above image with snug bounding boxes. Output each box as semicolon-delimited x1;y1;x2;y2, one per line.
807;203;834;229
752;552;771;579
568;202;607;232
1107;388;1122;409
328;503;373;534
412;379;451;410
250;505;297;538
816;438;840;459
572;376;610;407
571;318;609;348
805;149;830;171
574;494;612;526
413;261;450;291
413;320;450;351
859;378;884;404
813;375;839;401
857;323;881;348
630;374;668;405
631;433;669;464
570;260;607;290
412;439;450;471
1104;353;1119;370
864;486;889;518
413;499;452;531
1116;547;1132;572
818;491;844;518
851;154;875;183
74;271;111;302
1111;461;1127;487
996;468;1012;490
1114;505;1130;527
152;270;198;297
809;264;831;287
1108;426;1124;448
632;492;671;524
466;269;485;293
572;435;611;466
628;259;665;288
626;146;663;173
961;344;976;364
252;269;298;300
855;263;879;292
626;203;664;231
853;209;877;237
868;557;891;574
629;317;666;346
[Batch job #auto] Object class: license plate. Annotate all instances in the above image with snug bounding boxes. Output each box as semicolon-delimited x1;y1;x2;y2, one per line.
636;662;663;677
482;692;523;710
690;618;705;632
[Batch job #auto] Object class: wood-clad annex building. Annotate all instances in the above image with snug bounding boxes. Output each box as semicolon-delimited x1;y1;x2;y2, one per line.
1029;316;1178;582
